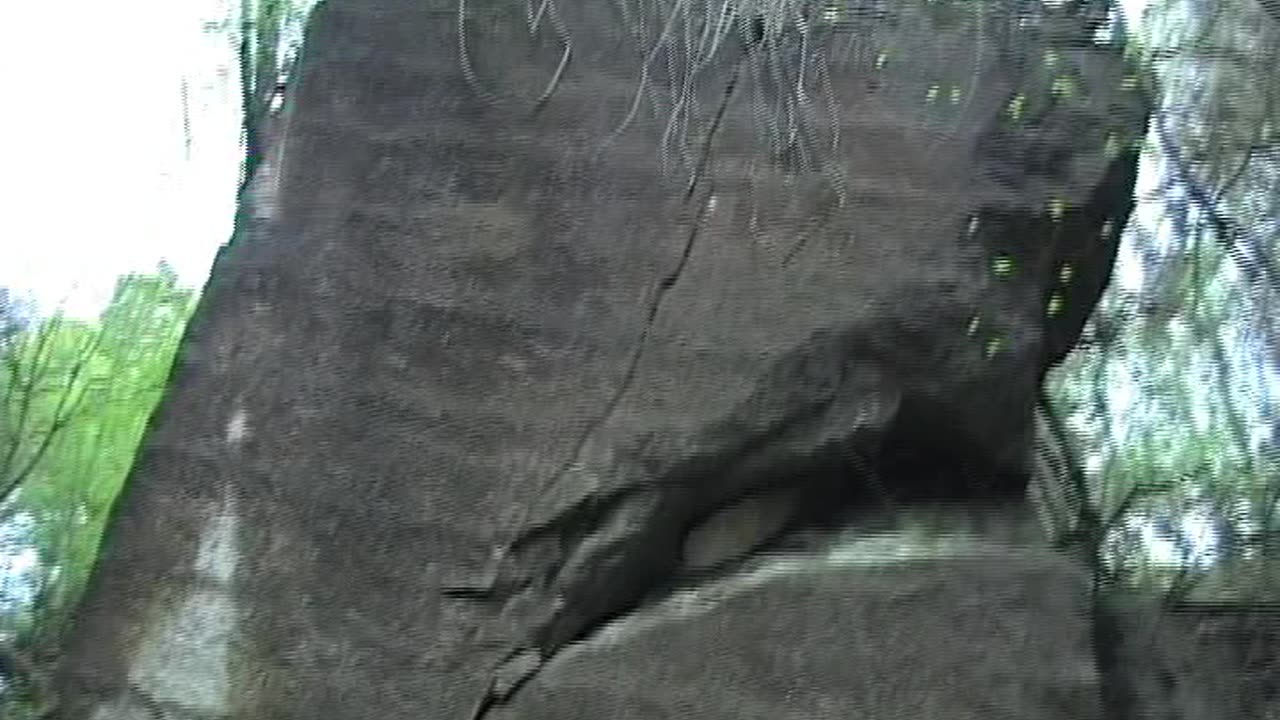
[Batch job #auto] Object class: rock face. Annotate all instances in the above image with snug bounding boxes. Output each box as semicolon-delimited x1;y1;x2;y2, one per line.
1101;597;1280;719
504;505;1103;720
54;1;1148;719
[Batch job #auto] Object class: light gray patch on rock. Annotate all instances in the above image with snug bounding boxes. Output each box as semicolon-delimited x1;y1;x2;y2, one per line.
129;509;240;715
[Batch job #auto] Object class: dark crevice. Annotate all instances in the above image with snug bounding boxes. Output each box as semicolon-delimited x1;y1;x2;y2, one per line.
673;444;892;578
465;383;1033;719
465;437;881;719
1091;596;1137;720
496;51;747;565
873;398;1033;503
530;385;1029;661
511;391;848;645
465;46;751;720
465;409;861;719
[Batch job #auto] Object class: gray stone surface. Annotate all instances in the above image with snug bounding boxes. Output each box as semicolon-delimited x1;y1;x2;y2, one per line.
505;518;1102;720
53;1;1149;718
1102;596;1280;719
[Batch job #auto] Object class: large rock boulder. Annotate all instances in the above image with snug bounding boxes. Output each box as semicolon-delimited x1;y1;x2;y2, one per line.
54;1;1148;718
502;501;1103;720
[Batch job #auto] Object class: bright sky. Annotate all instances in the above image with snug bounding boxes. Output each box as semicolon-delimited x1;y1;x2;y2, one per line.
0;0;243;321
0;0;243;588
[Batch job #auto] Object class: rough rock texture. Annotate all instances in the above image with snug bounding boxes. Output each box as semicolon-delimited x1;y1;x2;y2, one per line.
54;1;1149;718
501;503;1102;720
1101;596;1280;719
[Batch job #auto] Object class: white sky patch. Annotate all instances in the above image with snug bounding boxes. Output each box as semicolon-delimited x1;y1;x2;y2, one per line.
1120;0;1153;28
0;0;242;321
1141;512;1221;568
0;514;39;611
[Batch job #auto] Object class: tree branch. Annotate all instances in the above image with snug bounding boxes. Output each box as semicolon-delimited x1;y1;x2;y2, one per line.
1153;108;1280;291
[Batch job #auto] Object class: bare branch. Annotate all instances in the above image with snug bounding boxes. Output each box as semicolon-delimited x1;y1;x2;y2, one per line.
0;321;107;507
1154;108;1280;291
0;315;65;482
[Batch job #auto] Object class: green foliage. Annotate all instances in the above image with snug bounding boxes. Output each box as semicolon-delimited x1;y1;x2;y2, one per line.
0;2;321;708
1041;0;1280;605
0;266;196;708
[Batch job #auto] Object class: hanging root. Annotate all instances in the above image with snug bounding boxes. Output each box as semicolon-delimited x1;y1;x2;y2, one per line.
598;0;843;188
